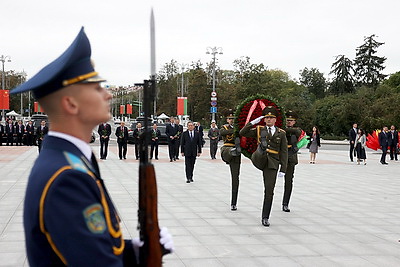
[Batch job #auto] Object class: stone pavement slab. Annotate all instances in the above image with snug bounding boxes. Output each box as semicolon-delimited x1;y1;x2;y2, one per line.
1;143;400;266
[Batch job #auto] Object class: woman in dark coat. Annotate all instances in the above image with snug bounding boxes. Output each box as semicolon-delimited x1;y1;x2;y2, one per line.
307;126;321;164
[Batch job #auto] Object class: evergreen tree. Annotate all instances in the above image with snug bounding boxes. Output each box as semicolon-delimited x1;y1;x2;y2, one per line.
329;55;355;95
354;34;387;87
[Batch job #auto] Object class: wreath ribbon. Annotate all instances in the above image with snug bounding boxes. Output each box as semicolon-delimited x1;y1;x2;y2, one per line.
240;100;267;148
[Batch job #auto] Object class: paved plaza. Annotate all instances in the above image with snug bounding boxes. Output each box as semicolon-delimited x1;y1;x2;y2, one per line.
1;142;400;266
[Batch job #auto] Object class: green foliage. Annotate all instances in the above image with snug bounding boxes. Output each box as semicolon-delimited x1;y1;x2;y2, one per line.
329;55;355;95
354;34;387;87
299;67;327;99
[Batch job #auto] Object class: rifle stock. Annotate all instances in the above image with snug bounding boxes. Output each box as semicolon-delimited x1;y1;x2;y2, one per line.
137;78;162;266
138;162;161;266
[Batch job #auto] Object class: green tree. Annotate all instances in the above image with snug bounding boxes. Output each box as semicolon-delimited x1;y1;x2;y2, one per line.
299;67;327;99
157;60;179;116
329;55;355;95
383;71;400;92
354;34;387;88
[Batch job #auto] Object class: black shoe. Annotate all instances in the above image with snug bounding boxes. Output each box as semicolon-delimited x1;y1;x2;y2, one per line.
186;180;190;183
124;157;126;159
190;179;194;182
170;159;173;162
262;218;270;227
155;157;158;160
176;157;179;160
231;205;237;211
173;158;176;161
282;205;290;212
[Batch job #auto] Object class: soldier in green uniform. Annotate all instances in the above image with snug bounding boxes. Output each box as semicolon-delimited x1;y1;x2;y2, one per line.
282;110;302;212
239;106;288;227
220;114;241;211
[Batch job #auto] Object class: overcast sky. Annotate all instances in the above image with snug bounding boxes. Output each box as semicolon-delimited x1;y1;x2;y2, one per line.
2;0;400;87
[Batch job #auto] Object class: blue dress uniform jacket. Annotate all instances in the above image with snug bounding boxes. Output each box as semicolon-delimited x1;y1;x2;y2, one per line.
24;136;136;266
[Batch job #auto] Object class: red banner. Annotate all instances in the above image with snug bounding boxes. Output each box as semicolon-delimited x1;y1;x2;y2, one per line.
120;105;125;114
126;104;132;114
0;90;10;110
177;97;187;115
34;102;43;113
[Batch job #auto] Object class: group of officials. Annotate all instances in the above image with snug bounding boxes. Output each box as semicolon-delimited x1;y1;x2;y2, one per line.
0;119;49;152
349;123;399;165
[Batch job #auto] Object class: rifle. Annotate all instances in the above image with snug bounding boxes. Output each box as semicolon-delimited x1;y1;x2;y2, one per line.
137;9;162;266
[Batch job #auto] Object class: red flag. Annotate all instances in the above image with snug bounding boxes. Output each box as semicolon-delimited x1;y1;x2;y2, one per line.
126;104;132;114
177;97;187;115
120;105;125;114
0;90;10;109
34;102;43;113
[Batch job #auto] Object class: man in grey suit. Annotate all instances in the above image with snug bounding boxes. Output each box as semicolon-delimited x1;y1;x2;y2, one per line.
181;121;202;183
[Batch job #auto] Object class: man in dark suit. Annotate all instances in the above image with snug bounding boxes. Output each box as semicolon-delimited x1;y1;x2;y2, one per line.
166;116;179;162
388;125;398;161
6;119;15;146
10;28;174;265
97;122;111;159
379;126;389;164
150;123;161;160
0;122;4;145
348;123;358;162
133;122;144;160
25;120;35;146
195;121;205;147
16;120;25;145
174;118;184;160
181;121;202;183
36;120;49;152
116;121;129;160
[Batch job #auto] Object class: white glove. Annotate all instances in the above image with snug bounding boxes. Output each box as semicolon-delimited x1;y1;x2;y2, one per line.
132;237;144;263
160;227;174;253
278;172;285;178
250;115;265;125
132;227;174;263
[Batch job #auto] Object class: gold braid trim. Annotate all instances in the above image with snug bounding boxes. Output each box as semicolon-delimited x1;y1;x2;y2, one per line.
62;71;98;86
95;180;125;255
39;166;73;266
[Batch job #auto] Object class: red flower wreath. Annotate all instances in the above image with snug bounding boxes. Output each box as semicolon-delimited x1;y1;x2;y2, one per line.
235;94;285;159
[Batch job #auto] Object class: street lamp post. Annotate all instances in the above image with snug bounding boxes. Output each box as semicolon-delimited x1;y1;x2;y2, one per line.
206;47;223;122
178;63;188;97
1;55;12;122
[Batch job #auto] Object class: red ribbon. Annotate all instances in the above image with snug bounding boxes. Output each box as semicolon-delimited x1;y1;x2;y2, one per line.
240;100;266;147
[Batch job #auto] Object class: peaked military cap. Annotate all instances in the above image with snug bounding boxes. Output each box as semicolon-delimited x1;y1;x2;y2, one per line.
286;110;298;120
11;27;105;99
262;106;278;117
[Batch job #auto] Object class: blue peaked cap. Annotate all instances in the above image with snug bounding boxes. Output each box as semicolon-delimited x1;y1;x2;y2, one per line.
11;27;105;99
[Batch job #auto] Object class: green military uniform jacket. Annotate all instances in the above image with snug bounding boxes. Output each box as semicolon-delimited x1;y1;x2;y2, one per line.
220;124;239;163
239;123;288;172
285;127;302;165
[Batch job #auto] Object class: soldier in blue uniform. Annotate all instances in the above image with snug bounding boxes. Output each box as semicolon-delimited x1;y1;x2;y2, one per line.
11;27;173;266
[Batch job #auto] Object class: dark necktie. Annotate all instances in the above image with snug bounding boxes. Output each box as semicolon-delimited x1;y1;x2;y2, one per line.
268;127;272;136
